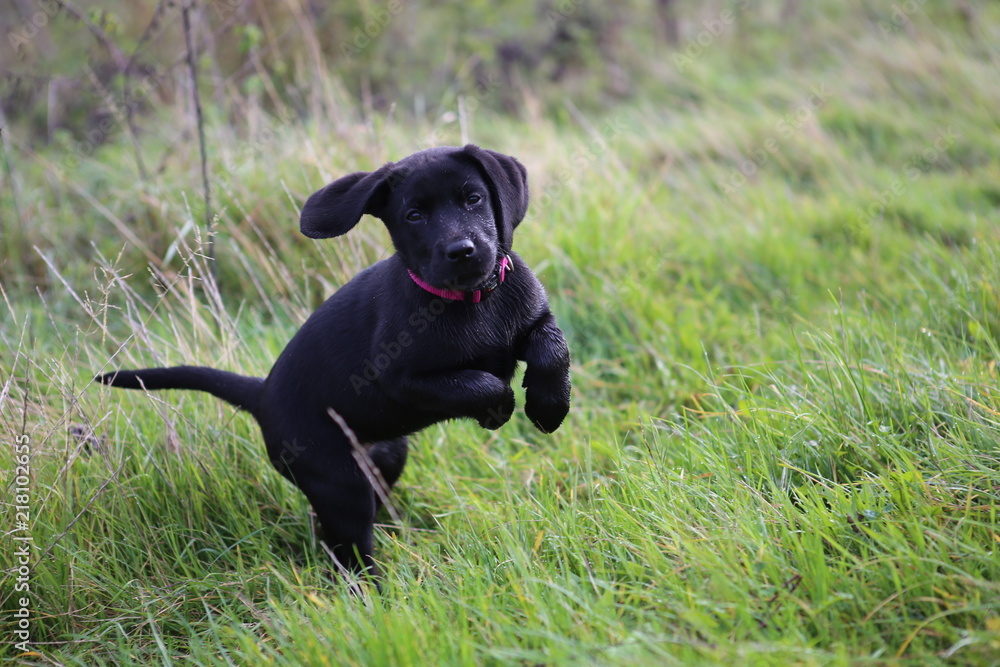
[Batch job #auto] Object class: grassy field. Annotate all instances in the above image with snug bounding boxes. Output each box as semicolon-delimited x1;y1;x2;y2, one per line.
2;3;1000;665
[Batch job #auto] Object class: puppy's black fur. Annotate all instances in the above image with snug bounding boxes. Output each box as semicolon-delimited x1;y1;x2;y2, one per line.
98;145;572;580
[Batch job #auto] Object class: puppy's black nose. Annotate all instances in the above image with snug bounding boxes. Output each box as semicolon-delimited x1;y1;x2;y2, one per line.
445;239;476;262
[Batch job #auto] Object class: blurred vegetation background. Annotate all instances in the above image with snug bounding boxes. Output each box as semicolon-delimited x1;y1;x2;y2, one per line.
2;1;982;140
5;0;698;134
2;0;694;144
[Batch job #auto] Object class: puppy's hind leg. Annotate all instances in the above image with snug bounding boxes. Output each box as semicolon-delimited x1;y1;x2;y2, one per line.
368;437;408;491
364;437;408;514
301;461;380;580
273;422;382;581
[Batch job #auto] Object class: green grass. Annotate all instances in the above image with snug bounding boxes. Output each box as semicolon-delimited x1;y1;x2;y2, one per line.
2;4;1000;665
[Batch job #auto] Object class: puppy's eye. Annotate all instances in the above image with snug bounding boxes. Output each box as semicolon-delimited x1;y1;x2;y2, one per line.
466;193;483;207
405;209;424;223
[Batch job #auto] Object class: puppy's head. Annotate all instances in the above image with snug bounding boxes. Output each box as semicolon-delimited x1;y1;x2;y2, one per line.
300;145;528;291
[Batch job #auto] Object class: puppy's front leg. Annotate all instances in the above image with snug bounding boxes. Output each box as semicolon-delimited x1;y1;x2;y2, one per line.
393;370;515;430
520;312;572;433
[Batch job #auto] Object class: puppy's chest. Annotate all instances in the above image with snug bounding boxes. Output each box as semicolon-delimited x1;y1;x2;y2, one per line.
403;303;520;363
440;309;518;359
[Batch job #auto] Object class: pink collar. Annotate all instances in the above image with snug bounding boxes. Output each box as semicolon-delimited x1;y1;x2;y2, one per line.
408;255;512;304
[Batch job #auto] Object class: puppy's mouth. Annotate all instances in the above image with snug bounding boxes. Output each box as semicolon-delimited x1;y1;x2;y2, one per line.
462;263;501;289
426;268;492;292
412;249;510;292
416;250;497;292
408;254;512;303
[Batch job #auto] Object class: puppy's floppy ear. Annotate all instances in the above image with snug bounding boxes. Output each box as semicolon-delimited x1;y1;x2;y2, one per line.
300;163;395;239
461;144;529;248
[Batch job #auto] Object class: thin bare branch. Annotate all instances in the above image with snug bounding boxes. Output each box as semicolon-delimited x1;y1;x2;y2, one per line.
182;0;216;278
51;0;128;71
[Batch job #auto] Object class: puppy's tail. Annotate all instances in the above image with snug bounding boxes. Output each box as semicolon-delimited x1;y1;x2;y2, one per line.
97;366;263;416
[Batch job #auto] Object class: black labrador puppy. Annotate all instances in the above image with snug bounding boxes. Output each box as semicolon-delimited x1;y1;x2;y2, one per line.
98;144;572;581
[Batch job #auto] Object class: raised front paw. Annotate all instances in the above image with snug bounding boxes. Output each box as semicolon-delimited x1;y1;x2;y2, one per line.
524;378;571;434
476;385;515;430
